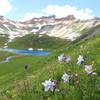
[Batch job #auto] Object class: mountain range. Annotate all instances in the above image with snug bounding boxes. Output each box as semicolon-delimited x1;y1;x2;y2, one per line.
0;15;100;48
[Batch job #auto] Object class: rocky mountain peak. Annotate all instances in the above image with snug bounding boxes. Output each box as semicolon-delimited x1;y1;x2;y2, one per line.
93;17;100;20
65;15;76;20
0;15;100;42
0;15;4;19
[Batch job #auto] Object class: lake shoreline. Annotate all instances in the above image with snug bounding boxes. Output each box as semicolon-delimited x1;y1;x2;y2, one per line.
0;48;51;56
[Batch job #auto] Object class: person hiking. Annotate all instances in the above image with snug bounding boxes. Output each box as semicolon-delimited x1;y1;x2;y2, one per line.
24;64;29;71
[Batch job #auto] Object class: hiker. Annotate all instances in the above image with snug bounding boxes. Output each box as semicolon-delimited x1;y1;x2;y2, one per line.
24;64;29;71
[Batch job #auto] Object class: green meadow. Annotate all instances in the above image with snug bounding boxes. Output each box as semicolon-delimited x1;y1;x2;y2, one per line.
0;32;100;100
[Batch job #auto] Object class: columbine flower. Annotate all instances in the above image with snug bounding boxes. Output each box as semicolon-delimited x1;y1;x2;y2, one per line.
61;73;70;83
77;55;84;65
65;56;71;63
42;79;56;92
84;65;93;74
58;54;65;62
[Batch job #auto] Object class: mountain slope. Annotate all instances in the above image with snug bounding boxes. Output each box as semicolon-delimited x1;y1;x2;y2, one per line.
8;34;69;49
0;15;100;48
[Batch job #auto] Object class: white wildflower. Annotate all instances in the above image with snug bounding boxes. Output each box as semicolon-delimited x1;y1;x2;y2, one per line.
80;45;83;49
84;65;93;74
92;72;97;76
42;79;56;92
62;73;70;83
58;53;65;62
55;89;60;92
77;55;84;65
65;56;71;63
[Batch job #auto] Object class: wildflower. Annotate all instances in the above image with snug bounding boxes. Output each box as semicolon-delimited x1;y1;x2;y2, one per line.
58;53;66;62
80;45;83;49
42;79;56;92
75;73;78;77
65;56;71;63
92;72;97;76
87;51;90;54
77;55;84;65
84;65;92;74
6;90;10;94
55;88;60;92
61;73;70;83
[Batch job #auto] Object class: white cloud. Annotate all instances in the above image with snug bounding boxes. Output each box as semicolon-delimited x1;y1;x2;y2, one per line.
42;5;94;20
21;4;94;21
20;12;44;21
0;0;12;15
85;8;93;14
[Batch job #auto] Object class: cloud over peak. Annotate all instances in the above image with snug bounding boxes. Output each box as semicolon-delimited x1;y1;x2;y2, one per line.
21;4;94;21
42;5;94;20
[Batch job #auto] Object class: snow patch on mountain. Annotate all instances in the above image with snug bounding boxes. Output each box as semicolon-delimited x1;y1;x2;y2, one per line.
0;15;100;43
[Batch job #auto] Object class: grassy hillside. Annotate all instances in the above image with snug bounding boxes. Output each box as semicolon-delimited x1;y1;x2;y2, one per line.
0;34;8;47
0;33;100;100
8;34;69;49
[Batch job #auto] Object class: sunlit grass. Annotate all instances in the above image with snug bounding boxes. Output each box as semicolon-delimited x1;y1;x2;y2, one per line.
0;33;100;100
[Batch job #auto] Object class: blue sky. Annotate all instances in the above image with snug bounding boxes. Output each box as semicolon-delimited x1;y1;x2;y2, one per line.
0;0;99;21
